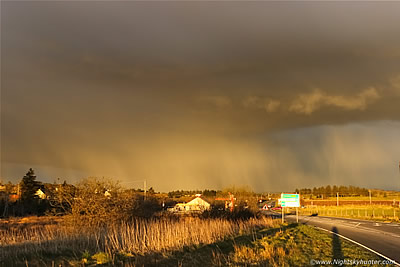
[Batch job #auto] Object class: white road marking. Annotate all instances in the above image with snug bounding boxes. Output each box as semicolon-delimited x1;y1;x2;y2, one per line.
315;226;400;266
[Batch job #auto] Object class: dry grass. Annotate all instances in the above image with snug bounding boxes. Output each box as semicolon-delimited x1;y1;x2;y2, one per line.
0;216;63;244
1;217;387;266
226;241;286;266
0;216;278;265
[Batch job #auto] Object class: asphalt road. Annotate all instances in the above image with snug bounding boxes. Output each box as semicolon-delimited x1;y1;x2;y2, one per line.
282;214;400;265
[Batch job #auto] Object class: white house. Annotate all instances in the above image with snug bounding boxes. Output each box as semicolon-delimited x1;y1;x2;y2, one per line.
35;188;47;199
171;195;211;212
104;190;112;197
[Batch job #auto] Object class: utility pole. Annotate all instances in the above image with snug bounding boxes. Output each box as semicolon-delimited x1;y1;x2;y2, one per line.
337;192;339;207
281;192;284;223
120;179;148;200
144;180;147;200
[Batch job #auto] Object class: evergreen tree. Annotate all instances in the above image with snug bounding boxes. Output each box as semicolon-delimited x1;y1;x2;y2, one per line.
20;168;40;202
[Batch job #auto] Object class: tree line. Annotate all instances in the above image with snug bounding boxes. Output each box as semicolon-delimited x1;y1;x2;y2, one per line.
167;189;220;198
1;169;264;222
0;168;161;220
295;185;370;198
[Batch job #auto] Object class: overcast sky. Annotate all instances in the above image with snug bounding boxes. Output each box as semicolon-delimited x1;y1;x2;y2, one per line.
1;1;400;192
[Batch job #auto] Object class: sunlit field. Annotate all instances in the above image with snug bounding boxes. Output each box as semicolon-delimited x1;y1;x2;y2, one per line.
0;215;278;266
212;224;384;267
297;205;400;222
1;216;388;266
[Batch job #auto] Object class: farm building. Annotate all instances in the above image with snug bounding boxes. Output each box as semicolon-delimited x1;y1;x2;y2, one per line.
170;195;211;212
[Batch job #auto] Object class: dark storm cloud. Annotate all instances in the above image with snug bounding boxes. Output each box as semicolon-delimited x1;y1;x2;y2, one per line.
2;1;400;191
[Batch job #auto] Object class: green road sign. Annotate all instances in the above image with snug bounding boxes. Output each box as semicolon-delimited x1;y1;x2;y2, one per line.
279;193;300;207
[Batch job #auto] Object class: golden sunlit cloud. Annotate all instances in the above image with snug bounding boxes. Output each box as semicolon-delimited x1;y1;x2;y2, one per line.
289;88;380;115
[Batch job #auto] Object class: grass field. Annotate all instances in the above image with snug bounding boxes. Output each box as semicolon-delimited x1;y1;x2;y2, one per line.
0;216;394;266
297;205;400;222
210;223;387;267
0;216;278;266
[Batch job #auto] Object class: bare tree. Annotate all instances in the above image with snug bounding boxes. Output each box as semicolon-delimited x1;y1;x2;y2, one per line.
64;177;134;227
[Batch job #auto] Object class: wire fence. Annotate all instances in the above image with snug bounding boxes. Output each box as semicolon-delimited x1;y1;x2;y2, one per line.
298;206;400;221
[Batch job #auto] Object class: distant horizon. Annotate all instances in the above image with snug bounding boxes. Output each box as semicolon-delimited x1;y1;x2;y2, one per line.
1;168;399;194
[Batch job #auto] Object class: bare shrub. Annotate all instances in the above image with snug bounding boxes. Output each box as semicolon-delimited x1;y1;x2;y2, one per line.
64;177;135;227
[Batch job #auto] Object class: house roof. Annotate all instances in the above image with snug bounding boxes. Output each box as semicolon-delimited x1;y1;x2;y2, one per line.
187;196;211;206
